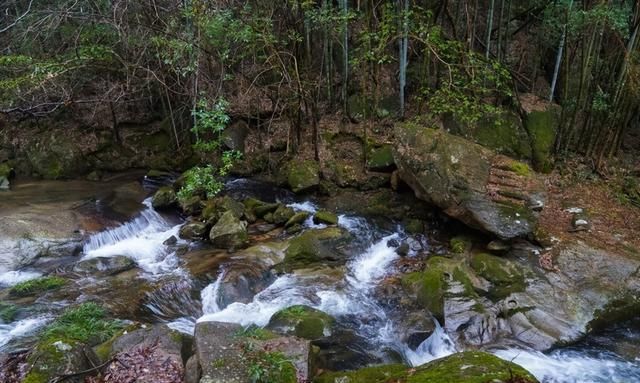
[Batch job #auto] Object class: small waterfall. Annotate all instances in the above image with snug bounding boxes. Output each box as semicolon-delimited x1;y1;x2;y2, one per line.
81;198;181;274
403;322;457;366
201;271;225;314
83;199;168;252
349;233;400;287
0;316;51;350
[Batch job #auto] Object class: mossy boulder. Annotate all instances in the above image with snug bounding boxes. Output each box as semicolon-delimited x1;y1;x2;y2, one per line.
522;95;560;173
179;221;208;239
313;210;338;225
401;260;447;322
470;253;526;300
393;123;545;239
179;195;203;216
271;205;296;225
287;160;320;193
267;305;335;340
281;227;351;270
151;186;177;209
26;132;87;179
244;198;280;218
367;145;396;172
209;211;248;249
443;111;532;160
286;211;310;228
314;351;538;383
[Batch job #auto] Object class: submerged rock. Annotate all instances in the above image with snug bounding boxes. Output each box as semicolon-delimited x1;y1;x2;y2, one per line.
209;211;248;249
73;255;135;276
393;123;545;239
314;351;539;383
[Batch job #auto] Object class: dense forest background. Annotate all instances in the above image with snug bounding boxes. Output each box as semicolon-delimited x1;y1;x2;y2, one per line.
1;0;639;172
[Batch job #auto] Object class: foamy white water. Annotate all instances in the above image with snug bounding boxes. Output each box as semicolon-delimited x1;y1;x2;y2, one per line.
494;348;640;383
404;322;457;366
349;233;400;287
82;198;181;274
0;270;42;287
287;201;318;213
0;316;51;349
201;272;225;314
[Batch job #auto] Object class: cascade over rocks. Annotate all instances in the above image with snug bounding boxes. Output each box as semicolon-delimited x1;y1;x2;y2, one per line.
393;123;545;239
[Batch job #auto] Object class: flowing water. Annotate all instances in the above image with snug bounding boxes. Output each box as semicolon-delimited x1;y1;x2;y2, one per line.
1;178;639;382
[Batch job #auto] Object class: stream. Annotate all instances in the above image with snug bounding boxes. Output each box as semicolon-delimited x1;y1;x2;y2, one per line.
1;177;639;383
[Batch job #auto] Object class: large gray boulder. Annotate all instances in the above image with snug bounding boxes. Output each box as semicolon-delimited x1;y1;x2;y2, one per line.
393;123;545;239
209;211;248;249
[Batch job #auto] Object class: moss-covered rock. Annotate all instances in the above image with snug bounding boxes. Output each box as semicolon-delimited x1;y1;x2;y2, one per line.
151;186;177;209
401;259;447;322
285;212;310;228
179;195;203;216
0;302;17;323
393;123;545;239
367;145;396;172
470;253;526;300
523;102;560;173
443;111;532;160
314;351;538;383
179;221;208;239
272;205;296;225
267;305;335;340
244;198;280;218
287;160;320;193
281;227;351;270
209;211;248;249
313;210;338;225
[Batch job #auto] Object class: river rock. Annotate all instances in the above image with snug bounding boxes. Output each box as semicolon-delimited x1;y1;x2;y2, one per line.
314;351;538;383
313;210;338;225
209;211;248;249
286;160;320;193
285;211;310;228
73;255;135;276
267;305;334;340
393;123;545;239
280;227;351;271
151;186;177;209
271;204;295;225
180;221;208;239
194;321;310;383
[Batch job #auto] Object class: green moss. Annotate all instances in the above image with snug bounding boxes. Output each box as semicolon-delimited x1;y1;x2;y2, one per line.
10;276;66;296
508;161;532;177
268;305;334;340
285;212;310;228
282;227;348;270
314;352;538;383
405;219;425;234
314;363;407;383
589;295;640;333
367;145;395;171
470;253;526;301
401;257;450;322
0;302;17;322
525;109;559;173
450;237;468;254
22;370;49;383
248;351;297;383
472;114;532;160
313;210;338;225
234;325;278;340
287;160;320;193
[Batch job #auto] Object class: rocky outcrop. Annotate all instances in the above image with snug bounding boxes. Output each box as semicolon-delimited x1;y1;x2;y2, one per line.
285;160;320;193
314;351;538;383
393;123;545;239
193;321;310;383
